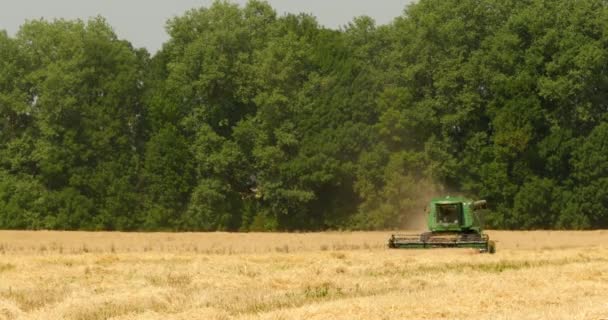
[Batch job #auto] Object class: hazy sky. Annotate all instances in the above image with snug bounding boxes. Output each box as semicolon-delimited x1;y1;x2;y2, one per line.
0;0;414;53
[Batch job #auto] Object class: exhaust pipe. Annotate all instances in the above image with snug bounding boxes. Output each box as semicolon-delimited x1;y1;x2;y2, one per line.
472;200;487;210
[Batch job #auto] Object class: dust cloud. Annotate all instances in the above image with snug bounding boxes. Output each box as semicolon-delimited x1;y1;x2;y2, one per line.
398;179;444;231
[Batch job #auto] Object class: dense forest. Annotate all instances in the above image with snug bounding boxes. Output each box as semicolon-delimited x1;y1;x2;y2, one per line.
1;0;607;231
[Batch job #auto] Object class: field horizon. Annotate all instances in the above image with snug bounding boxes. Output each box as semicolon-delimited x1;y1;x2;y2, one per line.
0;230;607;319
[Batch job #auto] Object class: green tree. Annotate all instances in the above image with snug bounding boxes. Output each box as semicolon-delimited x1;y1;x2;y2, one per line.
0;18;146;229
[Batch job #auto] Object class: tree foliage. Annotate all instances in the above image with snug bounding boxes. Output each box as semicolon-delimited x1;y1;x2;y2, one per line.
1;0;607;230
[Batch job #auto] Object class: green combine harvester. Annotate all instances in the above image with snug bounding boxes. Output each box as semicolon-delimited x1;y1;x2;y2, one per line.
388;196;496;253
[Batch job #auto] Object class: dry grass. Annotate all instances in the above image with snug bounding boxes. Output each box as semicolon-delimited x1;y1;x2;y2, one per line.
0;230;607;320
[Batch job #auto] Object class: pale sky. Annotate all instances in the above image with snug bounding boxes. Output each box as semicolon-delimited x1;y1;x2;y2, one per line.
0;0;414;53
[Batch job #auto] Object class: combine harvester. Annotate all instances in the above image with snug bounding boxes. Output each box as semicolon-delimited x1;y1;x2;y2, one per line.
388;196;496;253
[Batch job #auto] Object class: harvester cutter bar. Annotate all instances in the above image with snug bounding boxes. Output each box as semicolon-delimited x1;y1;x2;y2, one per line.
388;233;490;251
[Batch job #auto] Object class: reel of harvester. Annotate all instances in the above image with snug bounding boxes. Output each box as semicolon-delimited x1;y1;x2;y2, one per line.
388;197;496;254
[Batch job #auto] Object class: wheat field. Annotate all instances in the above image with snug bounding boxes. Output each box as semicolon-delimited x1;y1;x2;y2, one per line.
0;230;607;320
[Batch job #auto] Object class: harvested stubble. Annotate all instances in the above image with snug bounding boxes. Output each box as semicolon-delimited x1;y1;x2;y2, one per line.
0;230;607;320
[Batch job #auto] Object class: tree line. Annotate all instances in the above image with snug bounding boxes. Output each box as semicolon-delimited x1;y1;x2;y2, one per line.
1;0;607;231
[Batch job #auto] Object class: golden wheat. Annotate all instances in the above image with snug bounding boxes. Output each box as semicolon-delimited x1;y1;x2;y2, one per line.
0;231;607;320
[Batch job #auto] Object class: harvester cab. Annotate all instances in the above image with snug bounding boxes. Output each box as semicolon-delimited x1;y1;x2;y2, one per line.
388;196;496;253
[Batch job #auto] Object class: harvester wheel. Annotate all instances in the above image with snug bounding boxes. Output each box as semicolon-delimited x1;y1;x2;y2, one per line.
487;240;496;254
